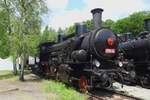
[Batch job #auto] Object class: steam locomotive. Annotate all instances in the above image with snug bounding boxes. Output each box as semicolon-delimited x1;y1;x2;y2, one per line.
118;18;150;88
33;8;123;92
29;8;150;91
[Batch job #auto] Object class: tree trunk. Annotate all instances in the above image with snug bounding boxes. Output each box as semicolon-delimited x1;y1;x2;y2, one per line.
19;55;25;81
34;56;37;64
12;57;17;75
19;64;24;81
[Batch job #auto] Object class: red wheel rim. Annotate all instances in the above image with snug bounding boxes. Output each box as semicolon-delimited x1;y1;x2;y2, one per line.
79;76;88;93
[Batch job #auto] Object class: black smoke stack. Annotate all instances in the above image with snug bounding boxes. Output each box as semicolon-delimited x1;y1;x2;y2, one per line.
91;8;103;29
75;22;88;36
144;18;150;32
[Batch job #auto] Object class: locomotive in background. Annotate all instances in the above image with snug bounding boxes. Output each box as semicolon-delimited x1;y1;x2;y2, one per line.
33;8;122;92
118;18;150;88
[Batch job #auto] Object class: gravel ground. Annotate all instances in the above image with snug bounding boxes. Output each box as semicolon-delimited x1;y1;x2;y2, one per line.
0;74;48;100
113;82;150;100
0;74;149;100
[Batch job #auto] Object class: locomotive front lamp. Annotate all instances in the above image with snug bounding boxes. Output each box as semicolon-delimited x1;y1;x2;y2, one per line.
118;61;123;67
93;59;101;67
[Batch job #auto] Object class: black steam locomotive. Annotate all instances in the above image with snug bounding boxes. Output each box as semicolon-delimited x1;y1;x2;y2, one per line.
29;8;150;91
35;8;122;92
118;18;150;88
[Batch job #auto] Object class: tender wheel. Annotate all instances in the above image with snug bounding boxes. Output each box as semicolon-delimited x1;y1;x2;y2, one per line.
79;76;88;93
140;76;150;89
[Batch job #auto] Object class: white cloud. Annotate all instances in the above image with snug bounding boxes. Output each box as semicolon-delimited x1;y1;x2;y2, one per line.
49;9;91;30
46;0;69;10
46;0;150;30
85;0;145;12
84;0;148;19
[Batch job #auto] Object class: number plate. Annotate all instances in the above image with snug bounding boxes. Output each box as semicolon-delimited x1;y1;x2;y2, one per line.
105;49;115;54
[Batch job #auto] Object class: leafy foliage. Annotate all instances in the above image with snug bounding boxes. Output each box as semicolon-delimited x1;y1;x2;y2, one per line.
85;19;93;30
102;19;115;29
0;0;48;72
112;11;150;35
0;10;10;58
40;26;57;43
64;25;75;36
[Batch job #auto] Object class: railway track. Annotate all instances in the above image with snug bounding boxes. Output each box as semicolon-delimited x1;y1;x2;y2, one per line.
87;88;143;100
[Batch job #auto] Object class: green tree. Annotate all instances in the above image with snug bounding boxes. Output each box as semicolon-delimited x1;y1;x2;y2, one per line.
0;0;48;76
85;20;93;30
0;10;10;58
65;25;75;36
112;18;130;33
103;19;115;29
0;0;19;74
14;0;47;80
57;27;64;34
41;26;57;43
112;11;150;35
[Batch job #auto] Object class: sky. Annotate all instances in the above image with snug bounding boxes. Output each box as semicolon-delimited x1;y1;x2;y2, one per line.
43;0;150;30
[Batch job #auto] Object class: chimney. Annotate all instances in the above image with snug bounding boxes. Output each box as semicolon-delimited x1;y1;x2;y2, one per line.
144;18;150;32
91;8;103;29
75;22;88;36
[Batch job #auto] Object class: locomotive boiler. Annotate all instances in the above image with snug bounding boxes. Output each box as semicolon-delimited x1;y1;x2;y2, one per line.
38;8;121;92
119;18;150;88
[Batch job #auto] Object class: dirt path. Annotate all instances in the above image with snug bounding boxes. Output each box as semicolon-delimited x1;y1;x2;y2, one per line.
0;74;48;100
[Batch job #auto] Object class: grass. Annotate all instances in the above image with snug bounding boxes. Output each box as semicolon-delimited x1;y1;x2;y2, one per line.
43;80;87;100
0;70;31;81
0;70;16;80
0;70;87;100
